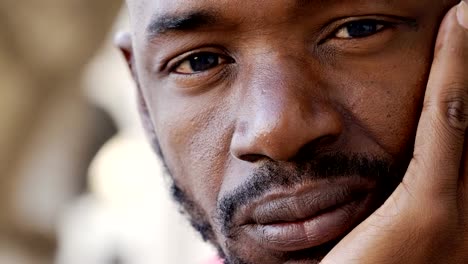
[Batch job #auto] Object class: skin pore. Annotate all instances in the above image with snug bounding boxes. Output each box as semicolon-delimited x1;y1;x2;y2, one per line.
121;0;460;263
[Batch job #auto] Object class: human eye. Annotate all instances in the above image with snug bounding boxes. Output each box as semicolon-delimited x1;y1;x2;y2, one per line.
333;19;390;39
172;52;233;75
318;16;416;56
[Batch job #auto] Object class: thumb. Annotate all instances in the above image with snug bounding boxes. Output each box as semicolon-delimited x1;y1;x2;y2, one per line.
403;1;468;197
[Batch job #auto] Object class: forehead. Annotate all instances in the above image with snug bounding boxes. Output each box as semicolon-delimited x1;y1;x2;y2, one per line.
128;0;422;12
128;0;427;35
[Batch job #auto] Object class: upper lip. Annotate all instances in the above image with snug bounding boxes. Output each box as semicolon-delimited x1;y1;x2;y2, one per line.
236;177;376;227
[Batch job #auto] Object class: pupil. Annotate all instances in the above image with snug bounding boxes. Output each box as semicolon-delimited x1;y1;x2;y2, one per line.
189;53;218;72
346;21;377;38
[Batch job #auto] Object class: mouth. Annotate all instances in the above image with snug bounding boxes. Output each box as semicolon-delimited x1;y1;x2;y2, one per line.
236;178;377;252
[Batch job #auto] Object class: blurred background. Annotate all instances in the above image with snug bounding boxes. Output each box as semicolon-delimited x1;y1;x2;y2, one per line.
0;1;216;263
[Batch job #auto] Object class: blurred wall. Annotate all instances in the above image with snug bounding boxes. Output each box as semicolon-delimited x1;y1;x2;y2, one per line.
0;0;121;263
0;1;218;263
56;10;217;264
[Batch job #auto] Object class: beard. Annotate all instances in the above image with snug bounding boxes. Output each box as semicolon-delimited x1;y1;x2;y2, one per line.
159;148;408;264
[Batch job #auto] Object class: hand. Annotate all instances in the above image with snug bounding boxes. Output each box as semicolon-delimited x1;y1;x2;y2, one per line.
322;2;468;263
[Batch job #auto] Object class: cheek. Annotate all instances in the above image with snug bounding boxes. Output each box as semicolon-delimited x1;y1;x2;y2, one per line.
353;71;425;156
150;91;234;215
332;42;432;157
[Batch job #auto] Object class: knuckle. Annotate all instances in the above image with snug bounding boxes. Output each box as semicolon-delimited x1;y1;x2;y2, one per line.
440;82;468;132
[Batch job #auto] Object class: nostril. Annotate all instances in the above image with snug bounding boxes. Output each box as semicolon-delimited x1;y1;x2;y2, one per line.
238;154;267;163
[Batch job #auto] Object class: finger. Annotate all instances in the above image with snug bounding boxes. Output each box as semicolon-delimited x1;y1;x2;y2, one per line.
405;2;468;196
458;1;468;197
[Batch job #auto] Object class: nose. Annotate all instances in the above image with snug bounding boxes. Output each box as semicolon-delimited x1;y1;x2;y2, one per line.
230;55;343;162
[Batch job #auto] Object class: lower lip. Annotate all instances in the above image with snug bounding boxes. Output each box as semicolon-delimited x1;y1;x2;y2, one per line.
244;194;371;252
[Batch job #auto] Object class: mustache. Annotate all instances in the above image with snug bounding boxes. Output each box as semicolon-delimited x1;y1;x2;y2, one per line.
216;152;405;237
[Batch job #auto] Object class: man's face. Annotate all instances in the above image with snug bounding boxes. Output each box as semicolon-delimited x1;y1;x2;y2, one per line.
124;0;456;263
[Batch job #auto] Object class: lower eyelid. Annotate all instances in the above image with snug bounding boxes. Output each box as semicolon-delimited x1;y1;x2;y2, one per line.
324;26;398;55
172;62;229;78
169;64;234;93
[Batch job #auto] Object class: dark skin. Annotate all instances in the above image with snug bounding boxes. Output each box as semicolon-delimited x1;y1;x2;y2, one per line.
118;0;468;263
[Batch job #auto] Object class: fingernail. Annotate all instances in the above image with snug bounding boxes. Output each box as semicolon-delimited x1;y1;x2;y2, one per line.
457;0;468;29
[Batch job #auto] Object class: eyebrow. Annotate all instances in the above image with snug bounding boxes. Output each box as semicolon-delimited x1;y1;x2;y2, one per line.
145;0;403;41
146;10;220;41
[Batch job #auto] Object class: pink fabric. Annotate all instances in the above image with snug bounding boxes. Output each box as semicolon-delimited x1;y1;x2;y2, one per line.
204;256;223;264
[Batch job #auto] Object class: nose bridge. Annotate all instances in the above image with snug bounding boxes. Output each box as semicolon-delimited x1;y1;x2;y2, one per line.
251;48;310;91
248;55;311;136
231;51;342;162
248;48;315;107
